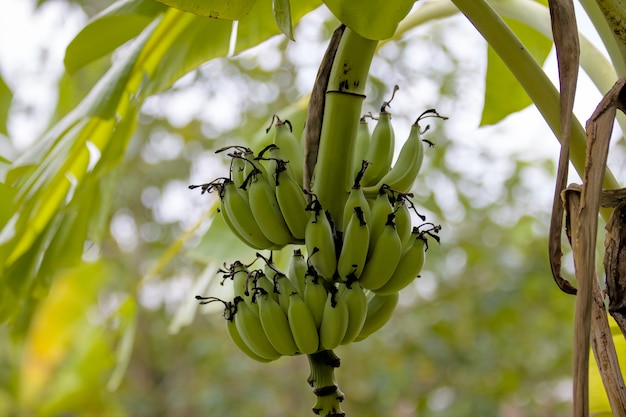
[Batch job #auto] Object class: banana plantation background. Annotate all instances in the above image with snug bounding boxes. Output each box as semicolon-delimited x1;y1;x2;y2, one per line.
1;0;622;416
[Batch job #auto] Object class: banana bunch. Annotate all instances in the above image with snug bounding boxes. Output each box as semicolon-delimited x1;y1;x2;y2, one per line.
196;252;409;362
192;102;443;361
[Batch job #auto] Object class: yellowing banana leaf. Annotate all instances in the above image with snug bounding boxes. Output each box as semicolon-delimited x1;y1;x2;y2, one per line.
481;16;552;126
322;0;415;40
154;0;256;19
19;262;122;416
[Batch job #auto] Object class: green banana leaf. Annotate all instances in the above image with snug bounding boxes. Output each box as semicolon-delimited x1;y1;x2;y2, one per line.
154;0;257;19
481;16;552;126
322;0;415;40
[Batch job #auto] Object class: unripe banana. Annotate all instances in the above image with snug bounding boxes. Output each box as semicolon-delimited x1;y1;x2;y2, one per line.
270;116;304;185
251;270;278;315
374;229;427;296
353;292;400;342
352;115;371;179
275;273;298;315
337;206;369;281
338;280;368;345
368;186;394;250
375;224;439;295
217;179;275;250
393;195;413;249
225;260;252;301
196;295;274;362
214;145;250;189
243;167;294;247
287;292;320;354
233;296;282;360
256;288;299;356
226;314;274;362
303;266;328;328
273;154;308;241
358;213;402;291
363;109;446;196
229;151;248;189
319;285;349;350
305;197;337;280
288;249;307;294
341;160;372;232
360;110;395;187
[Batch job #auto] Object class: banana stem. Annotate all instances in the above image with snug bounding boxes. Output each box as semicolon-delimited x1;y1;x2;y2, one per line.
311;28;378;230
307;350;345;417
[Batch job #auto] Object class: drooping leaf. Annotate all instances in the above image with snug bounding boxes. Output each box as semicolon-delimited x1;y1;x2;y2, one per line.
234;0;320;54
322;0;414;40
64;0;167;74
481;17;552;125
154;0;256;20
272;0;294;40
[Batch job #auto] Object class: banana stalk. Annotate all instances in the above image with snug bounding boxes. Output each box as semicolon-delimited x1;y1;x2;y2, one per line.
307;350;345;417
311;28;378;231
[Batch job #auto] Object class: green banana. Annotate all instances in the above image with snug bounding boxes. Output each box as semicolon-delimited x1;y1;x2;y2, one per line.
243;166;294;247
352;115;371;179
375;224;440;296
305;196;337;280
288;248;307;295
363;109;445;195
226;313;274;362
337;206;369;281
274;155;308;241
319;284;349;350
341;161;372;233
233;296;282;361
196;295;273;362
223;260;252;302
256;288;299;356
374;230;427;296
270;115;304;185
360;91;398;186
190;179;274;250
353;292;400;342
358;213;402;291
275;272;298;315
251;269;278;315
368;185;394;249
214;145;249;189
393;194;413;249
287;292;320;354
230;151;248;189
339;280;368;345
303;266;328;328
